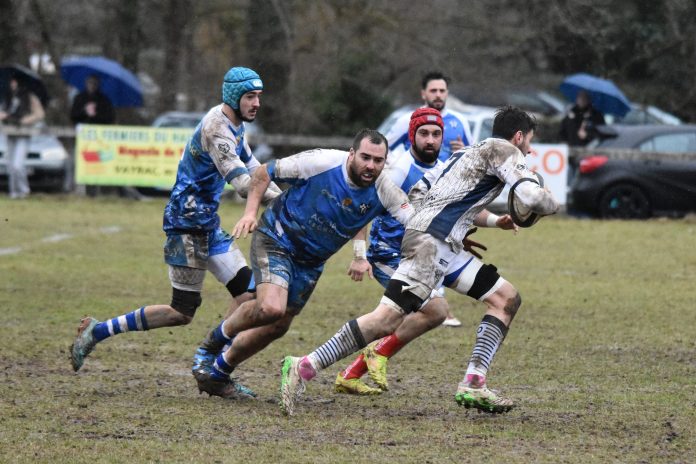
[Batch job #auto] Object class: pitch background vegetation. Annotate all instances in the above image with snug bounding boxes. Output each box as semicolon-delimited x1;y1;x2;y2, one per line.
1;196;694;463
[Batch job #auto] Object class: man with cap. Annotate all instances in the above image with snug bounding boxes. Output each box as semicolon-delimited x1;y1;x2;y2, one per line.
69;67;280;397
334;108;519;396
190;128;415;399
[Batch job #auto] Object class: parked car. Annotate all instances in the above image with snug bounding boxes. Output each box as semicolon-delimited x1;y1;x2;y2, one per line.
605;104;682;126
0;131;70;192
377;103;496;145
568;124;696;218
151;111;274;163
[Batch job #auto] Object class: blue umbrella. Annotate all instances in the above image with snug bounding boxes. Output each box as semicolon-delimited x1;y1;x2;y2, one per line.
560;73;631;117
60;56;143;107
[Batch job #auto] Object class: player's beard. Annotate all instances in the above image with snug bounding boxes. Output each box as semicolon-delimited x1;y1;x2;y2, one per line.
427;99;445;111
412;142;440;163
348;161;377;187
234;107;256;123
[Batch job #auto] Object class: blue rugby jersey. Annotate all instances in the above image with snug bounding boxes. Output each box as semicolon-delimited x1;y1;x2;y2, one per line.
368;151;443;262
258;149;412;265
163;104;261;233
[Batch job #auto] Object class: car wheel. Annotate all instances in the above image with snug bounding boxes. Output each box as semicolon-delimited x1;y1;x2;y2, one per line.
598;183;651;219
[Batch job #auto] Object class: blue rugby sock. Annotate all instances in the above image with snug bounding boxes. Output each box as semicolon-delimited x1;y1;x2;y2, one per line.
211;353;234;381
92;307;149;342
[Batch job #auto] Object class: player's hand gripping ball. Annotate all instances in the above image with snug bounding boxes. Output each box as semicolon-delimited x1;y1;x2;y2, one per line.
507;171;545;228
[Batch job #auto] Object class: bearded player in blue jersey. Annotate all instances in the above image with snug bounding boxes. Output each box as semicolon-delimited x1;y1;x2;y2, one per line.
69;68;280;394
191;129;415;398
335;108;518;395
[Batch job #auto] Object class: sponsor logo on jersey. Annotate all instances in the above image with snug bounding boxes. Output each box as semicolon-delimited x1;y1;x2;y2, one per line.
359;203;369;214
218;143;230;154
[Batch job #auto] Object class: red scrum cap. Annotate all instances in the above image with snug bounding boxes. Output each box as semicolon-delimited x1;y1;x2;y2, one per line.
408;107;444;146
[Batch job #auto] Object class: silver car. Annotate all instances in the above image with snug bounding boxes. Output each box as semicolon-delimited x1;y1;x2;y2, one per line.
0;131;70;191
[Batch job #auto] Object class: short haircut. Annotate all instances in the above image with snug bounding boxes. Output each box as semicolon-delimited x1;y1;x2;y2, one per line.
492;106;537;140
421;71;449;89
352;128;388;154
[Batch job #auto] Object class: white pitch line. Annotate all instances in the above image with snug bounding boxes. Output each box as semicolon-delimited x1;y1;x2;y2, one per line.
0;247;22;256
41;233;74;243
0;226;123;257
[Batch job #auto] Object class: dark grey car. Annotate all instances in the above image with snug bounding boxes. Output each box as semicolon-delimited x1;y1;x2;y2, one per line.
569;125;696;218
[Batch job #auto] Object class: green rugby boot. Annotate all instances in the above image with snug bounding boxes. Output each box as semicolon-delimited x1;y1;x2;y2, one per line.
279;356;306;416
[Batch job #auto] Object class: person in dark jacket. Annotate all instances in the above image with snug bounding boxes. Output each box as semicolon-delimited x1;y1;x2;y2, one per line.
559;90;605;146
70;75;115;124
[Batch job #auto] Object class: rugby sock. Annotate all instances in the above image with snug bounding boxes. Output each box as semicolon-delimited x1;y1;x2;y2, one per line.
374;334;405;358
308;319;367;371
199;320;233;353
92;307;149;342
211;353;234;381
340;354;368;380
465;314;508;382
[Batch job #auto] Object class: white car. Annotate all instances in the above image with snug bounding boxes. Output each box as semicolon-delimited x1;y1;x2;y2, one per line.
377;101;496;144
0;131;70;191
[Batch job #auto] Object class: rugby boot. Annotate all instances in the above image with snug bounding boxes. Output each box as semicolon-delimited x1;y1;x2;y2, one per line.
454;382;515;414
279;356;307;416
334;373;382;396
196;371;256;399
363;342;389;391
70;317;99;371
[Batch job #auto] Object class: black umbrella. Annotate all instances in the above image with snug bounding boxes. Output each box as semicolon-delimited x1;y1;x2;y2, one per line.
0;63;50;106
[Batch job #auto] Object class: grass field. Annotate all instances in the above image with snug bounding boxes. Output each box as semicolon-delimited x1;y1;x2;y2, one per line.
1;194;695;463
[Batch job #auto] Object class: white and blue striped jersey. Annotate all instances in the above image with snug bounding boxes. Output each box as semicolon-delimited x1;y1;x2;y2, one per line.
368;151;443;261
163;104;261;233
384;107;473;162
259;149;413;265
407;137;557;252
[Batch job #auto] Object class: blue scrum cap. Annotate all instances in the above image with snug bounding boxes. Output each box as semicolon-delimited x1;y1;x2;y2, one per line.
222;67;263;109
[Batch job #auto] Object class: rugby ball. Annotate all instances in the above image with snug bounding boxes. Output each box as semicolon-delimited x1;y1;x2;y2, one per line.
507;171;545;228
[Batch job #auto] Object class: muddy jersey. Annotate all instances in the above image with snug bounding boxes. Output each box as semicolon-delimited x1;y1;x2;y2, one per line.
407;137;556;252
259;149;413;265
368;151;443;261
385;107;473;162
163;104;260;233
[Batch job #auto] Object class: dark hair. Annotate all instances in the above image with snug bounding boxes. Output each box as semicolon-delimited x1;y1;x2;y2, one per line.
492;106;537;139
352;128;388;154
421;71;449;89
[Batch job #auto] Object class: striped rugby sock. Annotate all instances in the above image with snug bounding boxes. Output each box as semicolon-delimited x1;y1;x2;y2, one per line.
465;314;509;381
92;307;149;342
309;319;367;371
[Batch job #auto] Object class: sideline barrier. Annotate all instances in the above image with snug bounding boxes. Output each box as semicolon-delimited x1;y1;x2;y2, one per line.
2;125;695;198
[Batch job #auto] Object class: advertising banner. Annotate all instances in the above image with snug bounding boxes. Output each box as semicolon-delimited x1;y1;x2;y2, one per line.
75;124;190;188
490;143;569;207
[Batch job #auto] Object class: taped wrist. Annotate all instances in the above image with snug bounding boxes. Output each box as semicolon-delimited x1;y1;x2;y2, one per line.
486;214;500;228
353;240;367;260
